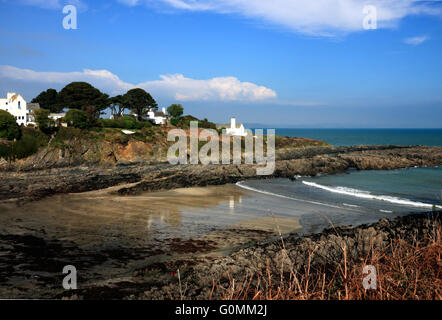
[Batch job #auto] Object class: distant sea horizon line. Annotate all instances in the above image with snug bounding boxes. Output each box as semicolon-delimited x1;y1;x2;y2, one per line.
247;128;442;147
246;125;442;130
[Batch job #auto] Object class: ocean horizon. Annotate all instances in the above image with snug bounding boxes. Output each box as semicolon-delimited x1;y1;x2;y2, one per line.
269;128;442;147
241;128;442;229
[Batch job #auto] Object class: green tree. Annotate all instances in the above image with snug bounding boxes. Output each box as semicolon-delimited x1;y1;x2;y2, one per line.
64;109;90;129
167;104;184;119
109;95;127;117
32;109;55;134
31;89;60;113
0;110;21;140
57;82;109;120
124;88;157;121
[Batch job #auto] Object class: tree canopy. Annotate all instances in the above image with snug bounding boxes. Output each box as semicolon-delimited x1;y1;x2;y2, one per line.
64;109;90;129
109;95;127;117
167;104;184;118
124;88;157;121
0;110;21;140
57;82;109;119
31;89;61;113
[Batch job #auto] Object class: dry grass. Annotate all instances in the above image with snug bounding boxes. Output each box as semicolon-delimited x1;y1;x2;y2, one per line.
217;221;441;300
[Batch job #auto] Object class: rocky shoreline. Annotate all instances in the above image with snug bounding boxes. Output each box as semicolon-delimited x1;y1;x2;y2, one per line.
1;145;442;203
0;143;441;299
56;211;441;300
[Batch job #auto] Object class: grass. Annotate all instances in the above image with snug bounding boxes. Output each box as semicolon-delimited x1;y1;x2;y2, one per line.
215;219;441;300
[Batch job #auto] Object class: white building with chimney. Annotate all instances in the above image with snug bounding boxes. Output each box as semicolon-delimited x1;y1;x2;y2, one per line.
145;107;167;125
0;92;35;126
113;107;168;125
0;92;65;127
216;117;248;137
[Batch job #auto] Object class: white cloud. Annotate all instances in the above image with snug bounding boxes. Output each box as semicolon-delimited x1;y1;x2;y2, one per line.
403;35;429;45
16;0;441;36
139;74;276;101
0;65;276;102
123;0;441;36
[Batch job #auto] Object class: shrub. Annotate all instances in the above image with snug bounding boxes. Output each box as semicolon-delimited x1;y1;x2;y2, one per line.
200;118;217;129
12;134;40;159
54;126;82;141
0;110;21;140
99;119;119;128
21;127;50;145
133;121;145;130
64;109;90;129
0;142;11;160
0;128;49;160
33;109;56;134
170;117;180;126
99;117;148;129
140;127;154;137
119;115;137;129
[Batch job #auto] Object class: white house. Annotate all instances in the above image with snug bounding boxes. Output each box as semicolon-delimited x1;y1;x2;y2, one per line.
0;92;66;126
111;107;167;125
0;92;33;126
216;117;248;137
48;113;65;121
145;107;167;125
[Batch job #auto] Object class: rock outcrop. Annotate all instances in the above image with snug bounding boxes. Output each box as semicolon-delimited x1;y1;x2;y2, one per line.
0;145;441;203
117;145;442;195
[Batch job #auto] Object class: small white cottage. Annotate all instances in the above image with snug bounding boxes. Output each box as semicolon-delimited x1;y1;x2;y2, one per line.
145;107;167;125
216;117;248;137
115;107;168;125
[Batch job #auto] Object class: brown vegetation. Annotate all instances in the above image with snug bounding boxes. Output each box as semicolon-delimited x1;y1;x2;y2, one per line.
218;218;441;300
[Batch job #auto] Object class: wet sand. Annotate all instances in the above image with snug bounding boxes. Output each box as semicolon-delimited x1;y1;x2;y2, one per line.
0;184;304;298
0;180;411;299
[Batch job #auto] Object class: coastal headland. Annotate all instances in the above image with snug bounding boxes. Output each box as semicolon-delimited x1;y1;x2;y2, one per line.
1;132;441;299
1;142;441;203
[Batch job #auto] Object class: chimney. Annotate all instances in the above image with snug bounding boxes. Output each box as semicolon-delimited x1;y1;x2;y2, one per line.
231;117;236;129
162;107;166;114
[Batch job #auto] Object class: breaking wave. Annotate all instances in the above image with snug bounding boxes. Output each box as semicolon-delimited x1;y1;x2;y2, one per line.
302;181;440;209
235;182;345;210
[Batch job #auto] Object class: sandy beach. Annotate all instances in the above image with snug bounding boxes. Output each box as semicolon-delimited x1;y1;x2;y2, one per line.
0;183;306;298
0;171;438;299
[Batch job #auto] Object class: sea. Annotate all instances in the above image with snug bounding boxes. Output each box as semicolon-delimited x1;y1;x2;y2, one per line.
237;129;442;230
274;128;442;147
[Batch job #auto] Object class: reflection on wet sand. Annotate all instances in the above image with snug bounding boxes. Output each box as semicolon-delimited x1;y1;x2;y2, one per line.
0;183;306;298
0;184;298;253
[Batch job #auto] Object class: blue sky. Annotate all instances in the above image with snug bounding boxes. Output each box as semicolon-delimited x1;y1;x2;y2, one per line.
0;0;441;127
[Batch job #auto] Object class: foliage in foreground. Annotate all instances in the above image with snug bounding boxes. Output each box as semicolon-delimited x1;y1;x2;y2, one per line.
216;222;441;300
0;110;21;141
0;127;49;160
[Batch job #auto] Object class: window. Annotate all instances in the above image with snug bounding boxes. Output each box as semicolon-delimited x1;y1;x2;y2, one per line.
18;101;21;109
